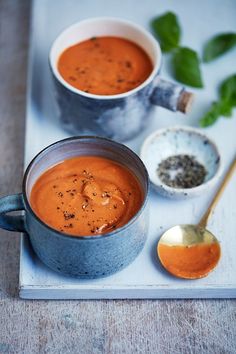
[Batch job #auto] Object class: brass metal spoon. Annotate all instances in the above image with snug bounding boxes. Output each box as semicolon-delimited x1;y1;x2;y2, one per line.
157;157;236;279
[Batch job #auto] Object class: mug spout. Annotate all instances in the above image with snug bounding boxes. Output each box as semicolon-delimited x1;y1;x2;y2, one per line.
150;77;194;114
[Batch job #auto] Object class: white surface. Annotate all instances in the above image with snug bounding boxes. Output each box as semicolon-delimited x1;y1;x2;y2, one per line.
20;0;236;299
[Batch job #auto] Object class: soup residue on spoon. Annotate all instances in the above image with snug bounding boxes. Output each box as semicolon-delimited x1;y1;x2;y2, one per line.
158;241;221;279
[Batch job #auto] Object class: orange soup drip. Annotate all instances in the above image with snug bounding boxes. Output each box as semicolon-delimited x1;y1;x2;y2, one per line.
158;243;221;279
58;36;153;95
30;156;143;236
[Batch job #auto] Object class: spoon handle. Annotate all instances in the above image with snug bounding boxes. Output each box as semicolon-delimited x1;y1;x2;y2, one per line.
198;157;236;228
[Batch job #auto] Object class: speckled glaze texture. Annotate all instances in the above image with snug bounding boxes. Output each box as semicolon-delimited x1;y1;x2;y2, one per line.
53;75;155;141
0;137;149;278
53;75;186;141
141;126;221;199
26;201;149;278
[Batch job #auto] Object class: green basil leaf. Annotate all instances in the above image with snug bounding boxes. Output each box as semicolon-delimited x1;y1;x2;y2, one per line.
203;33;236;62
200;74;236;127
151;12;181;52
172;47;203;88
199;102;221;127
219;74;236;106
200;99;233;127
219;99;233;117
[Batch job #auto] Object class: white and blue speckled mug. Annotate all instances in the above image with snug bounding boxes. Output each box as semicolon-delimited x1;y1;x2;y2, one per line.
50;17;192;141
0;137;149;278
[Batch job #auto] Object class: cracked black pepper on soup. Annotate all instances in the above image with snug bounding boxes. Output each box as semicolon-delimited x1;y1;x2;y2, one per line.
58;36;153;95
157;154;207;188
30;156;143;236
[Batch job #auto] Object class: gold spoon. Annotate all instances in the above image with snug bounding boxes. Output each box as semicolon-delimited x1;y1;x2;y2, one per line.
157;157;236;279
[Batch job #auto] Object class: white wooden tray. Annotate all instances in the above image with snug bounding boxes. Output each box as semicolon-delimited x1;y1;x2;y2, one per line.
20;0;236;299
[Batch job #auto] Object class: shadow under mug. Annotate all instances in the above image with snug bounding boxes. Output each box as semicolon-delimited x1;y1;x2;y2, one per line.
0;137;149;278
50;17;192;141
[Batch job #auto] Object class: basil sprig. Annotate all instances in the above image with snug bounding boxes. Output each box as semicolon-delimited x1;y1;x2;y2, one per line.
200;74;236;127
203;33;236;62
151;11;236;115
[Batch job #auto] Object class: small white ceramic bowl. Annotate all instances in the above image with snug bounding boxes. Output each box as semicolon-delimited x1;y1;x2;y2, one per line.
140;126;221;199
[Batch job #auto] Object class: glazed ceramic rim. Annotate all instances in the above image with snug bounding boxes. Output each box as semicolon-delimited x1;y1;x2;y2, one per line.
23;136;150;240
49;17;161;100
140;126;222;197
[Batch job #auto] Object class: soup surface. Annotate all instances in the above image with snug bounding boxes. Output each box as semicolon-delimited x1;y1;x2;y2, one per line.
58;36;153;95
30;156;143;236
158;242;221;279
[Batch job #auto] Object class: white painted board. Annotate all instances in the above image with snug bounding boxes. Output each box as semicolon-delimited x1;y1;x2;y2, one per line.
20;0;236;299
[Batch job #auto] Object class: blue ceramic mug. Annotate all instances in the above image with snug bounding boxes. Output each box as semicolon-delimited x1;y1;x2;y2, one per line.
0;137;149;278
50;17;193;141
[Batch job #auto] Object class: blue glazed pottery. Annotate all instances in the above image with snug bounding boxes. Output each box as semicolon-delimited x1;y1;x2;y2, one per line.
0;137;150;278
50;18;193;141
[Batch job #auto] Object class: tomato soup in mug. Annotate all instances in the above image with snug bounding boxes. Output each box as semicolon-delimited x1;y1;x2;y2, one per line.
57;36;153;95
30;156;143;236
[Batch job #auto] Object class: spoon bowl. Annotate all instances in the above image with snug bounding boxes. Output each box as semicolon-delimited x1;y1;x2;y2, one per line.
157;225;221;279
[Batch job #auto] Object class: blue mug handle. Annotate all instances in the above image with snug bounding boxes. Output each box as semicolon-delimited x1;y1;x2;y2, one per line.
0;194;27;232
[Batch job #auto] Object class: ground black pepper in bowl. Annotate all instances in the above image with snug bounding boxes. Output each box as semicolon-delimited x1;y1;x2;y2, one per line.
157;154;207;189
